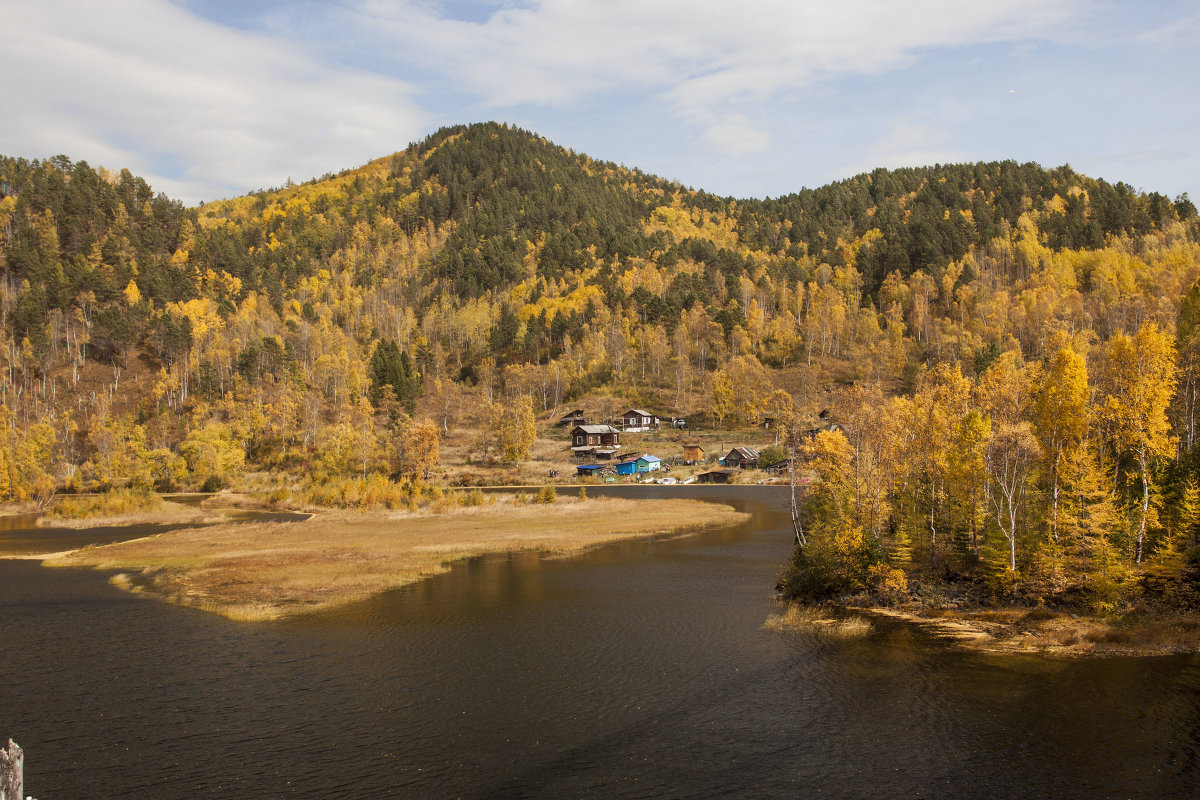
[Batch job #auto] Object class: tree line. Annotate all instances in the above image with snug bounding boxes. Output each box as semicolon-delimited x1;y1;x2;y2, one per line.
0;123;1197;532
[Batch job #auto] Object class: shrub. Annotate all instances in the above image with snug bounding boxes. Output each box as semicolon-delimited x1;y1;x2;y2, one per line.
536;485;557;504
200;475;226;493
578;487;587;501
868;563;909;598
47;488;162;520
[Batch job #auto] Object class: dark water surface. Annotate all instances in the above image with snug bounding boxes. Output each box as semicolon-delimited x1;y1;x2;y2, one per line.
2;487;1199;798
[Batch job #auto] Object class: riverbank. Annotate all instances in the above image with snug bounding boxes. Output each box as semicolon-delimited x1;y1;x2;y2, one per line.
38;502;221;529
846;604;1200;657
47;497;747;621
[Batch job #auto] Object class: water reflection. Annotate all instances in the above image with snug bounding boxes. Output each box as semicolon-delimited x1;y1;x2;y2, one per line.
0;500;307;554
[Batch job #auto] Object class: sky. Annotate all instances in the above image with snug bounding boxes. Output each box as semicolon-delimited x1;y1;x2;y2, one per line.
4;0;1198;206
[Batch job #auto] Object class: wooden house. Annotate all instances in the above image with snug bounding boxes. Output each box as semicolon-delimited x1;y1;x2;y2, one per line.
682;444;704;464
697;469;735;484
804;422;842;441
620;408;659;432
570;424;621;458
762;457;793;475
558;409;588;427
722;446;760;469
635;454;662;472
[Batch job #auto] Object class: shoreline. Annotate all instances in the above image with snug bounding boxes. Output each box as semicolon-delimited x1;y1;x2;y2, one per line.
37;503;222;529
46;497;748;622
843;603;1200;658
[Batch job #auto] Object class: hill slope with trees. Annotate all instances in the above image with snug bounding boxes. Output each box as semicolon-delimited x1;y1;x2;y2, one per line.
3;121;1200;611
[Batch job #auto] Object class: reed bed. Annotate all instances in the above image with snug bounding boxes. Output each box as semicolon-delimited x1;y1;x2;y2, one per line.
764;603;874;639
46;489;163;519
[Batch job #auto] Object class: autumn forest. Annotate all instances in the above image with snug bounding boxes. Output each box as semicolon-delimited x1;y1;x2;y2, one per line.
4;121;1200;612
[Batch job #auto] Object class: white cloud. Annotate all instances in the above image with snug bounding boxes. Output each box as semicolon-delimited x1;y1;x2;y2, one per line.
703;114;771;157
2;0;429;203
1135;10;1200;48
3;0;1110;202
344;0;1082;156
837;120;973;179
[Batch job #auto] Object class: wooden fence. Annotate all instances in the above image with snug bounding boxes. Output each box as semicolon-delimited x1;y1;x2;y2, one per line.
0;740;23;800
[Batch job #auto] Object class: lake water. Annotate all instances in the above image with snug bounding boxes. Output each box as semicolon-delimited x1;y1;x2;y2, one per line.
2;487;1199;798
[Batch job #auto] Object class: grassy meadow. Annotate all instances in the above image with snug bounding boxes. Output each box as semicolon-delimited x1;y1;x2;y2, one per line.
49;496;748;621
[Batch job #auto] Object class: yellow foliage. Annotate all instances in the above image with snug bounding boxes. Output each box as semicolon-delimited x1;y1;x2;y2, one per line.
868;562;909;594
645;196;740;250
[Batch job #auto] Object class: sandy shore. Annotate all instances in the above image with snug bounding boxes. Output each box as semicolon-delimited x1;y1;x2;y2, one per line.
48;497;747;621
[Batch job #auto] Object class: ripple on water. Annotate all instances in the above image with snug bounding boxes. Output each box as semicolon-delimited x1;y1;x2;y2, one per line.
2;488;1200;798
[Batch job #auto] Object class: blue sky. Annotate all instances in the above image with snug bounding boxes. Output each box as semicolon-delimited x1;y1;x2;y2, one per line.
5;0;1198;205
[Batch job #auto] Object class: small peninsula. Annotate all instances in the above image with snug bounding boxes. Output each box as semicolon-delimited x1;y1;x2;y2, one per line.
47;497;747;621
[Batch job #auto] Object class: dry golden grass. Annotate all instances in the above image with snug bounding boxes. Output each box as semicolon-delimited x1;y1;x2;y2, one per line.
40;494;219;528
49;497;747;621
764;603;874;639
849;604;1200;656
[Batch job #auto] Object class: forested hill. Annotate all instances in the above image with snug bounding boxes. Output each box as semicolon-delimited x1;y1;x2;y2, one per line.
4;122;1197;371
1;123;1199;500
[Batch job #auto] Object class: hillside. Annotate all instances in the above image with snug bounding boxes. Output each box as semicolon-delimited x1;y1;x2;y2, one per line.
4;121;1200;610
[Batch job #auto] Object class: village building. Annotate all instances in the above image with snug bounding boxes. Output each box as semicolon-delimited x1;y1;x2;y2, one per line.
722;446;760;469
682;444;704;464
635;454;662;472
615;453;662;476
558;409;588;427
569;424;621;459
697;468;735;484
762;457;793;475
619;408;659;432
804;422;842;441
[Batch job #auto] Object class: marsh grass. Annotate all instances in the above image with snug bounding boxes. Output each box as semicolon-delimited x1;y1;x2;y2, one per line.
764;603;874;638
48;488;163;520
51;497;748;622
